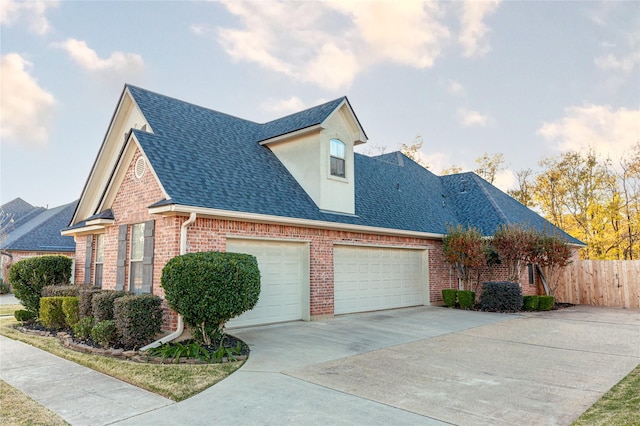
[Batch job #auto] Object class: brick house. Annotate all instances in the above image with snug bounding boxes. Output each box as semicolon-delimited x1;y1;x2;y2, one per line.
1;198;77;281
63;85;581;330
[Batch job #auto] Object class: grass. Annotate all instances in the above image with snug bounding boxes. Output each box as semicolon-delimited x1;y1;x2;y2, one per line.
0;318;243;402
0;304;23;316
0;380;69;425
572;363;640;426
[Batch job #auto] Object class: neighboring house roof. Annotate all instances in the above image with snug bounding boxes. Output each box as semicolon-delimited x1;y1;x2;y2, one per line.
1;200;78;252
0;198;45;233
71;85;583;245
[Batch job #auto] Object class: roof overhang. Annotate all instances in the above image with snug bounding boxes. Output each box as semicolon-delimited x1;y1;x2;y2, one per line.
148;203;445;240
259;124;323;146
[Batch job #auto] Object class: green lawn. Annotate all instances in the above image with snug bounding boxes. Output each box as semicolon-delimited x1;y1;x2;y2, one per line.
572;364;640;425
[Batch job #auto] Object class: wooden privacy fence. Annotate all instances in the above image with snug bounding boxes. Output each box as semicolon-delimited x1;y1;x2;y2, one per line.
554;260;640;308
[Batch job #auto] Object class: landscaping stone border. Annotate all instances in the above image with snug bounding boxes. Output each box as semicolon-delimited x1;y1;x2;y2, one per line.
15;326;247;364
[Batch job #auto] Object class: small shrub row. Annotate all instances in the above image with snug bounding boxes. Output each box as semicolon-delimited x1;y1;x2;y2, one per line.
79;287;103;318
441;289;476;309
522;295;555;311
92;290;129;322
39;297;80;330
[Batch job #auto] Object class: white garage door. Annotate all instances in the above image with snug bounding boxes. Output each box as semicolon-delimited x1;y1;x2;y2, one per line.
226;239;307;328
334;245;427;315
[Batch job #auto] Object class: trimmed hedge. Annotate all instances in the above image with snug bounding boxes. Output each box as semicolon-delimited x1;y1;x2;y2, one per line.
114;294;163;349
442;289;457;307
42;285;79;297
458;290;475;309
91;320;118;348
537;295;555;311
92;290;130;322
15;310;36;323
62;297;80;327
523;295;540;311
79;288;103;318
480;282;523;312
8;255;72;315
39;297;66;330
161;251;261;344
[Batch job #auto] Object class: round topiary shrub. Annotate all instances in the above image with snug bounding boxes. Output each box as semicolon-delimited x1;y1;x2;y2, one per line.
161;251;261;344
442;289;457;308
8;255;72;316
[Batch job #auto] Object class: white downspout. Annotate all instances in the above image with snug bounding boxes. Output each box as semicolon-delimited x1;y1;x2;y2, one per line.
141;212;196;350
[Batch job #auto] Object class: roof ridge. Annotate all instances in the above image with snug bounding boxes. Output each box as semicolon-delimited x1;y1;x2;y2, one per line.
469;173;510;224
126;84;260;126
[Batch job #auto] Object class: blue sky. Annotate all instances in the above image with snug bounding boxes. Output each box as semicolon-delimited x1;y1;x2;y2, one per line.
1;0;639;208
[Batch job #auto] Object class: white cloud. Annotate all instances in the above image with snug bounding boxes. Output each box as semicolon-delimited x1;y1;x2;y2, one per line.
261;96;306;115
594;30;640;74
493;169;516;192
458;0;501;58
211;0;451;90
457;108;489;127
0;0;58;35
447;79;464;95
54;38;144;80
0;53;55;148
538;104;640;160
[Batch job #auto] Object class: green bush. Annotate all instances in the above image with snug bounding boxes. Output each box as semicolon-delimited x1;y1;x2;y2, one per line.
91;320;118;348
42;285;79;297
458;290;476;309
39;297;66;330
79;288;103;318
8;255;72;315
114;294;163;349
0;279;10;294
92;290;129;322
62;297;80;327
73;317;95;340
523;295;540;311
14;309;36;323
537;295;555;311
480;282;523;312
442;289;457;307
161;251;261;344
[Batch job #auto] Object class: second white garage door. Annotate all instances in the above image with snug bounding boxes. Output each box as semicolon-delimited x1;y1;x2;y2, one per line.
226;239;308;328
334;245;427;315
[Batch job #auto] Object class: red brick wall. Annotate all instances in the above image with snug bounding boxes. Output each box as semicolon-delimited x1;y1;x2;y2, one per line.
74;147;561;331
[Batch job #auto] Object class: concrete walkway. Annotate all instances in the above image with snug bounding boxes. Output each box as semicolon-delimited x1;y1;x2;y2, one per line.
1;305;639;425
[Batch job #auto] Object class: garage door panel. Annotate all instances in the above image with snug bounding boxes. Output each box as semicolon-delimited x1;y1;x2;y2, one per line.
226;240;306;328
334;246;426;315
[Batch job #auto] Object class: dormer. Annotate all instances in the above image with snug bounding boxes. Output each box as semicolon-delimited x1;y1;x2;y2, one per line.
259;98;367;215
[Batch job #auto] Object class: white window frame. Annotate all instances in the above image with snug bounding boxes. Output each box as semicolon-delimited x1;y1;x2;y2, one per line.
129;223;145;294
330;138;346;178
94;233;105;288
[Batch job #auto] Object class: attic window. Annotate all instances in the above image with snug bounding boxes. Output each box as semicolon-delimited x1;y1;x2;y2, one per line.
330;139;346;178
134;157;146;179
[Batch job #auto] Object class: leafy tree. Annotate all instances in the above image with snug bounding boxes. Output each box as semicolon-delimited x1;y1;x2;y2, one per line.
508;168;535;207
441;165;463;175
475;152;505;184
401;135;429;168
491;224;537;283
442;225;488;292
536;234;573;297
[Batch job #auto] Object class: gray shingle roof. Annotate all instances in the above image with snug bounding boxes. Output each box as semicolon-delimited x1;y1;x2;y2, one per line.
1;201;78;252
0;198;45;233
120;86;582;244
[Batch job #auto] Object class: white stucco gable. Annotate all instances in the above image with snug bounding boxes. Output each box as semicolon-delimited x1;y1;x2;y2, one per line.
261;99;367;215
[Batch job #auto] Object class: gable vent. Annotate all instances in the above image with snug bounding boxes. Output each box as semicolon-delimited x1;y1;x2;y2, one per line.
134;157;146;179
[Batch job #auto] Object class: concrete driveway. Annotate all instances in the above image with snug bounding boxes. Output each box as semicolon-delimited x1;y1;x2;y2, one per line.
116;305;640;426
